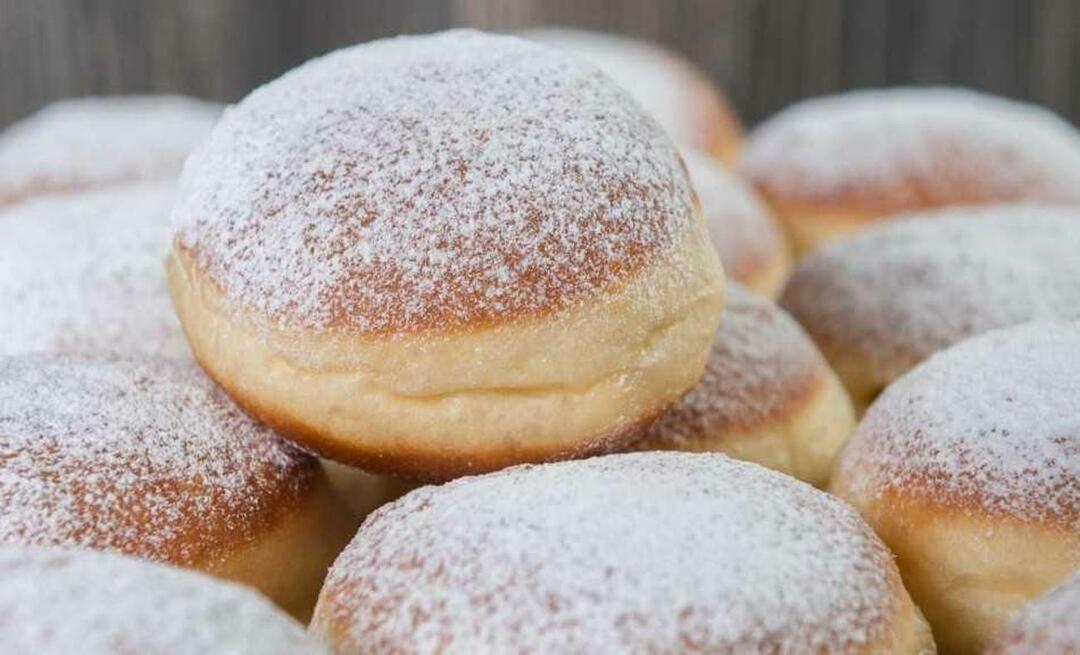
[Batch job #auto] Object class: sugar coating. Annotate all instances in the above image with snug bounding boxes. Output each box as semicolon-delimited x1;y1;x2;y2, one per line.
0;354;313;564
316;452;902;653
0;183;189;358
174;30;696;334
0;546;325;654
837;321;1080;526
781;206;1080;380
988;572;1080;655
0;95;220;204
742;88;1080;209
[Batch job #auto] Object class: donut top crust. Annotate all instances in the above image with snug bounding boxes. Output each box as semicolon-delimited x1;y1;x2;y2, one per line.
0;95;220;206
0;547;325;655
0;354;316;565
316;452;902;653
781;206;1080;373
0;183;188;358
174;30;697;335
741;88;1080;211
838;322;1080;526
987;572;1080;655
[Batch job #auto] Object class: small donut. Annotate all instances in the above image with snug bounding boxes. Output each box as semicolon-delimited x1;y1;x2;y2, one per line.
830;322;1080;655
0;546;326;654
0;353;354;619
631;284;854;487
741;88;1080;254
525;28;742;164
168;30;724;481
0;95;220;207
682;149;791;298
0;183;188;358
781;205;1080;411
312;452;934;654
987;572;1080;655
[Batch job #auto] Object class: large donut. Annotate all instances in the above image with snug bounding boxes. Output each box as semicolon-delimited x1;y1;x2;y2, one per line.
312;452;934;653
0;353;354;619
525;28;742;164
0;183;188;358
0;546;326;654
830;322;1080;654
781;205;1080;411
168;30;724;481
0;95;220;207
987;572;1080;655
741;88;1080;254
631;284;854;487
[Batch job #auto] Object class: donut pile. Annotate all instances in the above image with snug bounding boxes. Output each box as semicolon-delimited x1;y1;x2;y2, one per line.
1;27;1077;655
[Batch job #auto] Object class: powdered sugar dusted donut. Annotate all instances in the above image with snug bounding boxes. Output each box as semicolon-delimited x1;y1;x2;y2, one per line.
741;88;1080;253
0;547;326;654
312;452;934;654
0;183;188;358
831;322;1080;654
781;205;1080;411
0;95;220;207
0;354;353;619
169;30;724;481
987;572;1080;655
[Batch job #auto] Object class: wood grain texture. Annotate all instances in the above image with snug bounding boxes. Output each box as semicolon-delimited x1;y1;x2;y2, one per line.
1;0;1077;128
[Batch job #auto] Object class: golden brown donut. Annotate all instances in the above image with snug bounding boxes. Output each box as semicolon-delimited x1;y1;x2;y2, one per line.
631;284;854;487
741;88;1080;254
312;452;935;654
0;546;327;654
830;322;1080;655
525;28;743;164
168;30;724;481
0;95;220;207
780;205;1080;412
986;572;1080;655
0;353;354;620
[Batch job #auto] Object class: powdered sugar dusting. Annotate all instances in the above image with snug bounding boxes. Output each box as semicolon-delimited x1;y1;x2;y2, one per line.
0;183;188;358
0;354;314;564
988;572;1080;655
742;88;1080;209
316;452;901;653
174;30;695;334
837;321;1080;525
0;546;325;654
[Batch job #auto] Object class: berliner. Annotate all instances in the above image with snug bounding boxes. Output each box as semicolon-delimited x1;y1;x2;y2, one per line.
630;284;854;487
0;183;188;358
741;88;1080;254
525;28;742;164
168;30;724;481
830;321;1080;654
781;205;1080;411
986;572;1080;655
311;452;934;653
0;95;220;207
0;546;326;654
0;353;354;619
682;148;791;297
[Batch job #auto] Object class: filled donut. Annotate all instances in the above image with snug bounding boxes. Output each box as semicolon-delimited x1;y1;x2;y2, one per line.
986;572;1080;655
830;321;1080;654
741;88;1080;254
168;30;724;481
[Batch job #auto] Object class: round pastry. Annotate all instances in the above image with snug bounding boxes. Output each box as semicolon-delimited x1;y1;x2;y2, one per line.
631;284;854;487
525;28;742;164
0;182;189;358
321;460;415;522
0;546;326;654
780;205;1080;412
0;95;220;207
741;87;1080;254
168;30;724;481
0;353;354;619
830;322;1080;655
683;149;790;297
312;452;934;653
987;572;1080;655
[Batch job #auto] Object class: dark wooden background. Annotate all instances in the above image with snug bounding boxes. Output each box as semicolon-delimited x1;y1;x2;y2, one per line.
3;0;1078;129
